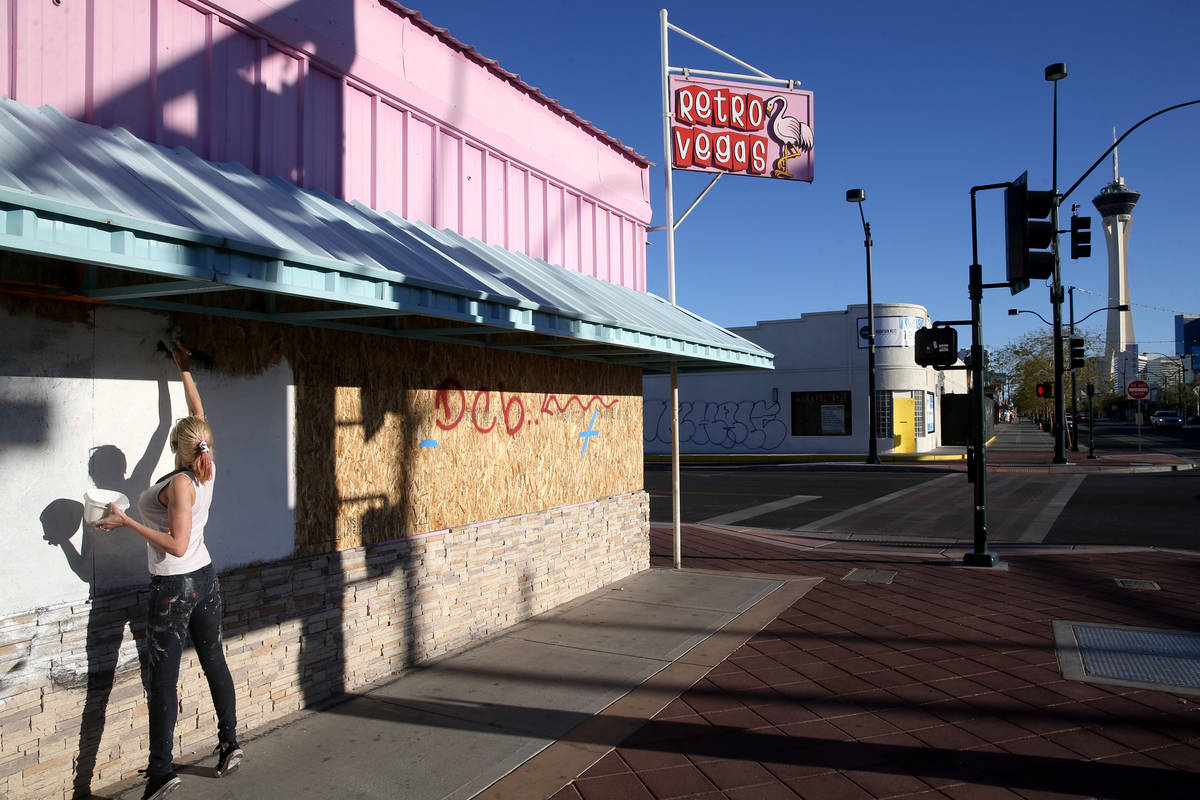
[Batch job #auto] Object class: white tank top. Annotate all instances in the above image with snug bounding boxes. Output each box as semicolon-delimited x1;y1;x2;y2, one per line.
138;466;215;576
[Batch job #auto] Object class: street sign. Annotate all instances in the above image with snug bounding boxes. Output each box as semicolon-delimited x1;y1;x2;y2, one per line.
1127;380;1150;399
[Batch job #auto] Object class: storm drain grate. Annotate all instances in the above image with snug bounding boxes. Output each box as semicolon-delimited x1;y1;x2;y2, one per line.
1114;578;1160;591
1053;621;1200;696
842;568;897;585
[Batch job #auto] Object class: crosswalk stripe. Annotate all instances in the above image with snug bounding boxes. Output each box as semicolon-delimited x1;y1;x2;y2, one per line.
700;494;821;526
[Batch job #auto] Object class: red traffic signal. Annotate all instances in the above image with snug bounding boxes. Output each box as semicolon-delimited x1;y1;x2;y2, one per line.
1035;381;1054;399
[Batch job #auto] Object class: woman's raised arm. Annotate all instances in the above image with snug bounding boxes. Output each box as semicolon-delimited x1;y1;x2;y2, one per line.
173;346;205;420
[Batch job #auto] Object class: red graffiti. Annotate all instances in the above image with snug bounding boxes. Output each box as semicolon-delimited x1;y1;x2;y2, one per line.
540;394;620;417
433;378;618;438
434;378;466;431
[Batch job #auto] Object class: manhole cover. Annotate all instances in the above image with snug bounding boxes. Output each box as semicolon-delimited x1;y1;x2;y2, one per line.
1114;578;1160;591
842;568;897;585
1053;621;1200;696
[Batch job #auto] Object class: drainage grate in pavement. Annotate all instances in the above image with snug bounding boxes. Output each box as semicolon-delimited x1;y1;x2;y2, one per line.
1053;621;1200;696
842;568;897;585
1114;578;1160;591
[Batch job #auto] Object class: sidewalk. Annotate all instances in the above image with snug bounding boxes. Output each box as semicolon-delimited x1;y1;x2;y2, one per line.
97;529;1200;799
555;528;1200;800
985;420;1193;473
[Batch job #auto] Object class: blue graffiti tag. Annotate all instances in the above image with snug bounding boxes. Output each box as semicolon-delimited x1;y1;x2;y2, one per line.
578;409;601;454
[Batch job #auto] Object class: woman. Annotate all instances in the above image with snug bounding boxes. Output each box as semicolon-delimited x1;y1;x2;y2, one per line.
97;346;242;800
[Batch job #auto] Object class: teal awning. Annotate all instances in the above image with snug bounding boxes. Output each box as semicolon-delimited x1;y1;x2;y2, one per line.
0;98;772;373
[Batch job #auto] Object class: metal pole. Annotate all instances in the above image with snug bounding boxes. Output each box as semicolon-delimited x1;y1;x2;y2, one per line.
862;212;880;465
1050;76;1068;464
1069;287;1079;451
963;186;998;568
1087;387;1096;458
1181;356;1186;416
660;9;682;569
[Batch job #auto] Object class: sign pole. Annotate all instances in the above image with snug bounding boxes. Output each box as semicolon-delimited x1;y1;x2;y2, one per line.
1126;379;1150;452
1138;399;1143;451
657;11;809;570
660;10;682;570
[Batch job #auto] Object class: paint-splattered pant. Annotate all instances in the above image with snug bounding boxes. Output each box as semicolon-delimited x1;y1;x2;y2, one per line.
146;564;237;775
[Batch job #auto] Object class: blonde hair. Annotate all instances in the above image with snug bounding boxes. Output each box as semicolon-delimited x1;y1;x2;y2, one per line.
170;416;214;483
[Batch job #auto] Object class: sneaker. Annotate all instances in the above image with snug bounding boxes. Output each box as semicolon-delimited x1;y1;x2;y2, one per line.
214;742;244;776
141;770;181;800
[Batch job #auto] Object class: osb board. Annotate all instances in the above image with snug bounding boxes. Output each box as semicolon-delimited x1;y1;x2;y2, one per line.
167;316;643;556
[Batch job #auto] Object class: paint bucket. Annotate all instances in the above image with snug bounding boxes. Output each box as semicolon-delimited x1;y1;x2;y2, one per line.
83;489;130;526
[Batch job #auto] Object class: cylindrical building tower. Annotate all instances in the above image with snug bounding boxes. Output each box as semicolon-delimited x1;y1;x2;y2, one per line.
1091;146;1140;391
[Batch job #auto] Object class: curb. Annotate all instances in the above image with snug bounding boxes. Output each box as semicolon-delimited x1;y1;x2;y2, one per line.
654;522;1200;558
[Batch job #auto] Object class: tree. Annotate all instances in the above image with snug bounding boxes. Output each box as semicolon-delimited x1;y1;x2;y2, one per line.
992;329;1108;418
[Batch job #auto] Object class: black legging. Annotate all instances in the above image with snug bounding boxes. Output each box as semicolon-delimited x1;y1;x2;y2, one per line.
146;563;237;775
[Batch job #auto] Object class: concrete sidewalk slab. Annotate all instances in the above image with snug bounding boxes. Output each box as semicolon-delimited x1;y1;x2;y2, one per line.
103;568;809;800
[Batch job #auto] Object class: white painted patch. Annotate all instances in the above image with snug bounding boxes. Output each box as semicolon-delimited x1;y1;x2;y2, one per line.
1;305;296;616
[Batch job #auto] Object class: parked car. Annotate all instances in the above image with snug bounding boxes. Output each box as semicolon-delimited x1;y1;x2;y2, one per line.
1150;410;1183;428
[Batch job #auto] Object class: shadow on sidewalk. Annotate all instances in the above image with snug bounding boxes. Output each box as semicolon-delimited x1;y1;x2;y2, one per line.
318;694;1197;800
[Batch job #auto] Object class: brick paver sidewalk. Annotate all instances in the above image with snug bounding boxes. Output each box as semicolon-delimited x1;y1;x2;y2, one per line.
556;527;1200;800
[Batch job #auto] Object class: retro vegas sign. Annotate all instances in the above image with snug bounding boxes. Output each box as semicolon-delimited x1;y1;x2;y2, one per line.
668;75;813;182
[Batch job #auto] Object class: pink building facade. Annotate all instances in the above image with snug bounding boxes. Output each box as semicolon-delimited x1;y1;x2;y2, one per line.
1;0;650;288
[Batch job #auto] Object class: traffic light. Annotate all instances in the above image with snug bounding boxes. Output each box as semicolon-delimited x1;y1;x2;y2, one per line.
1069;337;1086;369
1035;381;1054;399
1005;171;1056;294
1070;214;1091;259
914;326;958;367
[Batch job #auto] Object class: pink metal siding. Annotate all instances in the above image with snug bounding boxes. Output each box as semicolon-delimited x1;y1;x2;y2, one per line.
2;0;649;289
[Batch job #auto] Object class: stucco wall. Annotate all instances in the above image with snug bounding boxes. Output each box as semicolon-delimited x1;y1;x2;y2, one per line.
644;304;958;455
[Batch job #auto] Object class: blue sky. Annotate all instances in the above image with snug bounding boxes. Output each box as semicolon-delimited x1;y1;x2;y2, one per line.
420;0;1199;356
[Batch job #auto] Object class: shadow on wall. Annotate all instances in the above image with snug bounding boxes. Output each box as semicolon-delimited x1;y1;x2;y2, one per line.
293;376;425;712
39;379;169;797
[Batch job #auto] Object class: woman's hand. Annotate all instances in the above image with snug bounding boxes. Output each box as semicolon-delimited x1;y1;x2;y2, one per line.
171;345;193;373
94;503;128;532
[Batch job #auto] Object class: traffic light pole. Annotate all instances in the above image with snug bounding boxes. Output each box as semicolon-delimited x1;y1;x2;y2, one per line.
961;182;1011;568
1068;287;1079;451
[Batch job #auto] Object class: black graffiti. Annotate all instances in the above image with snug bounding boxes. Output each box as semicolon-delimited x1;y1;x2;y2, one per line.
645;399;787;451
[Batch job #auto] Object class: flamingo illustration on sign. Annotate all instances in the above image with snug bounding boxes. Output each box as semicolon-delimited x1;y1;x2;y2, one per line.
766;95;813;179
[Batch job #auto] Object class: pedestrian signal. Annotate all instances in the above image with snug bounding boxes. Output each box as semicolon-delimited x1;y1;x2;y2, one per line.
914;327;958;368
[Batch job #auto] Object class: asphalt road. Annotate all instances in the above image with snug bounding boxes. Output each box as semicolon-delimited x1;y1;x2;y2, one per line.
647;461;1200;550
1079;419;1200;463
645;466;947;530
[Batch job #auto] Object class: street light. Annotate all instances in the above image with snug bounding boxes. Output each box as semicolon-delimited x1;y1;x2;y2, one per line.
1046;63;1068;465
847;188;881;465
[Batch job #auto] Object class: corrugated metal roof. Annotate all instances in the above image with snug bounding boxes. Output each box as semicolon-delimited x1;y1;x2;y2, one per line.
0;98;771;373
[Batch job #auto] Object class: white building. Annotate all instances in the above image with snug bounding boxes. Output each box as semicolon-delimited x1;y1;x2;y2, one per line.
644;303;970;456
